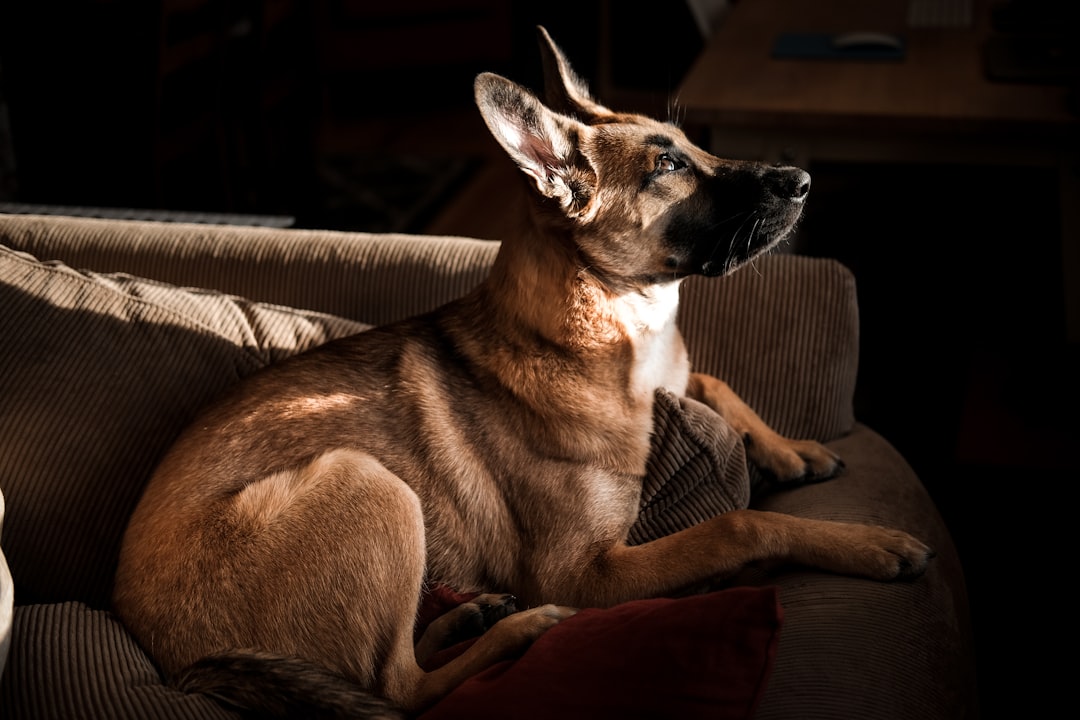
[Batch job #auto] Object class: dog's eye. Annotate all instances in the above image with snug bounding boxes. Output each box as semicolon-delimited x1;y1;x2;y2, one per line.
654;153;683;174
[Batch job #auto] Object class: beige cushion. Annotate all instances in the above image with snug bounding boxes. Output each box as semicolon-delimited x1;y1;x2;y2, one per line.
0;244;368;608
0;214;498;326
2;602;233;719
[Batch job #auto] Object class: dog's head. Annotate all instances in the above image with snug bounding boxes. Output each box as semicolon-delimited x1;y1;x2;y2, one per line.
475;27;809;290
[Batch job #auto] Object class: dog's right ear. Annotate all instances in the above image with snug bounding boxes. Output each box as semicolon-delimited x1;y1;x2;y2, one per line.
474;72;595;217
536;26;613;120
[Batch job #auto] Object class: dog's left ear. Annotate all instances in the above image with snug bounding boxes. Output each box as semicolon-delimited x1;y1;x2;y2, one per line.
536;26;613;120
474;72;595;217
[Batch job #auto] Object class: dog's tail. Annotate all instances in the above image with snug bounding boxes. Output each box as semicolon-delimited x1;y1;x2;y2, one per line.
174;650;404;719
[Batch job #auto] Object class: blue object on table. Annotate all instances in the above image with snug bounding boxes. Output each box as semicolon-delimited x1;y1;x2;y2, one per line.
772;32;906;61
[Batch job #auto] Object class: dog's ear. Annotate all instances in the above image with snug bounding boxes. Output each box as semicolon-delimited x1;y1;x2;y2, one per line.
536;25;613;120
474;72;595;216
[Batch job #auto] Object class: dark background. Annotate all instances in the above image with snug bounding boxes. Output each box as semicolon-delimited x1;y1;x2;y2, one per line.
0;0;694;221
2;1;1079;718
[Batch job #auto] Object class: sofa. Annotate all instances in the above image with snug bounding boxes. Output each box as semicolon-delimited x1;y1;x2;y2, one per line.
0;212;977;719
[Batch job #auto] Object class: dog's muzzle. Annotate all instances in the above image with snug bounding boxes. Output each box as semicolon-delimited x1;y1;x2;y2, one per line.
665;165;812;279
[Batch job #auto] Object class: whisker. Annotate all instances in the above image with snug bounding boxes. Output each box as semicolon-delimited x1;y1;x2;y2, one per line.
712;209;753;228
727;213;760;271
746;217;760;255
667;95;686;127
726;215;761;274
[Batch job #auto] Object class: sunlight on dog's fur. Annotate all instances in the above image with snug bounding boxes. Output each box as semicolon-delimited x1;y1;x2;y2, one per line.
112;26;933;718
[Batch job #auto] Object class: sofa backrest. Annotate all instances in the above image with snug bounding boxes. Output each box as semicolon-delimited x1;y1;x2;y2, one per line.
1;214;858;608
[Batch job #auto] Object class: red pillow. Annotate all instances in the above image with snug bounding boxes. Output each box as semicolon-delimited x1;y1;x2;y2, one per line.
419;586;782;720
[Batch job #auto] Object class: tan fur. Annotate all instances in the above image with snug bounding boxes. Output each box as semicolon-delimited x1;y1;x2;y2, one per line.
113;27;933;715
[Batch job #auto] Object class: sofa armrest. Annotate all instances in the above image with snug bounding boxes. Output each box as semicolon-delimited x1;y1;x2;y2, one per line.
747;424;978;720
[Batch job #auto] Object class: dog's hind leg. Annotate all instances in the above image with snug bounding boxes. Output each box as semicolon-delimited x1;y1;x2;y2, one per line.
203;449;574;714
248;449;574;715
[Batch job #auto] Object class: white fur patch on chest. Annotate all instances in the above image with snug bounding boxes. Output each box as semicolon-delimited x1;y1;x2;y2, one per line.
611;282;690;399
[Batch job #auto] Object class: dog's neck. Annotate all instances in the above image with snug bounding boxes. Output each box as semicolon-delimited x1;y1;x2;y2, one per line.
458;227;686;475
484;225;691;399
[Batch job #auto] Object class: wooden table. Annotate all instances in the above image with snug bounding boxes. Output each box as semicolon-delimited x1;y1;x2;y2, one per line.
677;0;1080;341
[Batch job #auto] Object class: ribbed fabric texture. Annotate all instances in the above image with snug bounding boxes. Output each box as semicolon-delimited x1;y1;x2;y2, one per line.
749;426;976;720
0;244;368;609
0;603;234;720
631;390;750;545
678;255;859;442
0;214;498;326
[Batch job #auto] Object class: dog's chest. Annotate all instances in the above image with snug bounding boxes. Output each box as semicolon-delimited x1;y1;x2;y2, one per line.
611;284;690;399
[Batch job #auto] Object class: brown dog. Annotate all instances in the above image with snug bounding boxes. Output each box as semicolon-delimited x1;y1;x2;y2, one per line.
113;27;933;718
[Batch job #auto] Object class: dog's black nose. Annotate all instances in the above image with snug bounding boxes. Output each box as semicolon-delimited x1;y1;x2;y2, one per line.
766;167;811;201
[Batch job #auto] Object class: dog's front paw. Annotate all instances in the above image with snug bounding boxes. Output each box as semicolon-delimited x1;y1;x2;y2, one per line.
838;524;936;582
787;518;936;582
747;436;844;485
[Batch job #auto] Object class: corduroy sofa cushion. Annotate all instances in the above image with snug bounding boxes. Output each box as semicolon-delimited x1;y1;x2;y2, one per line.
0;214;499;328
2;602;229;719
632;390;750;545
677;264;858;443
0;244;368;609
